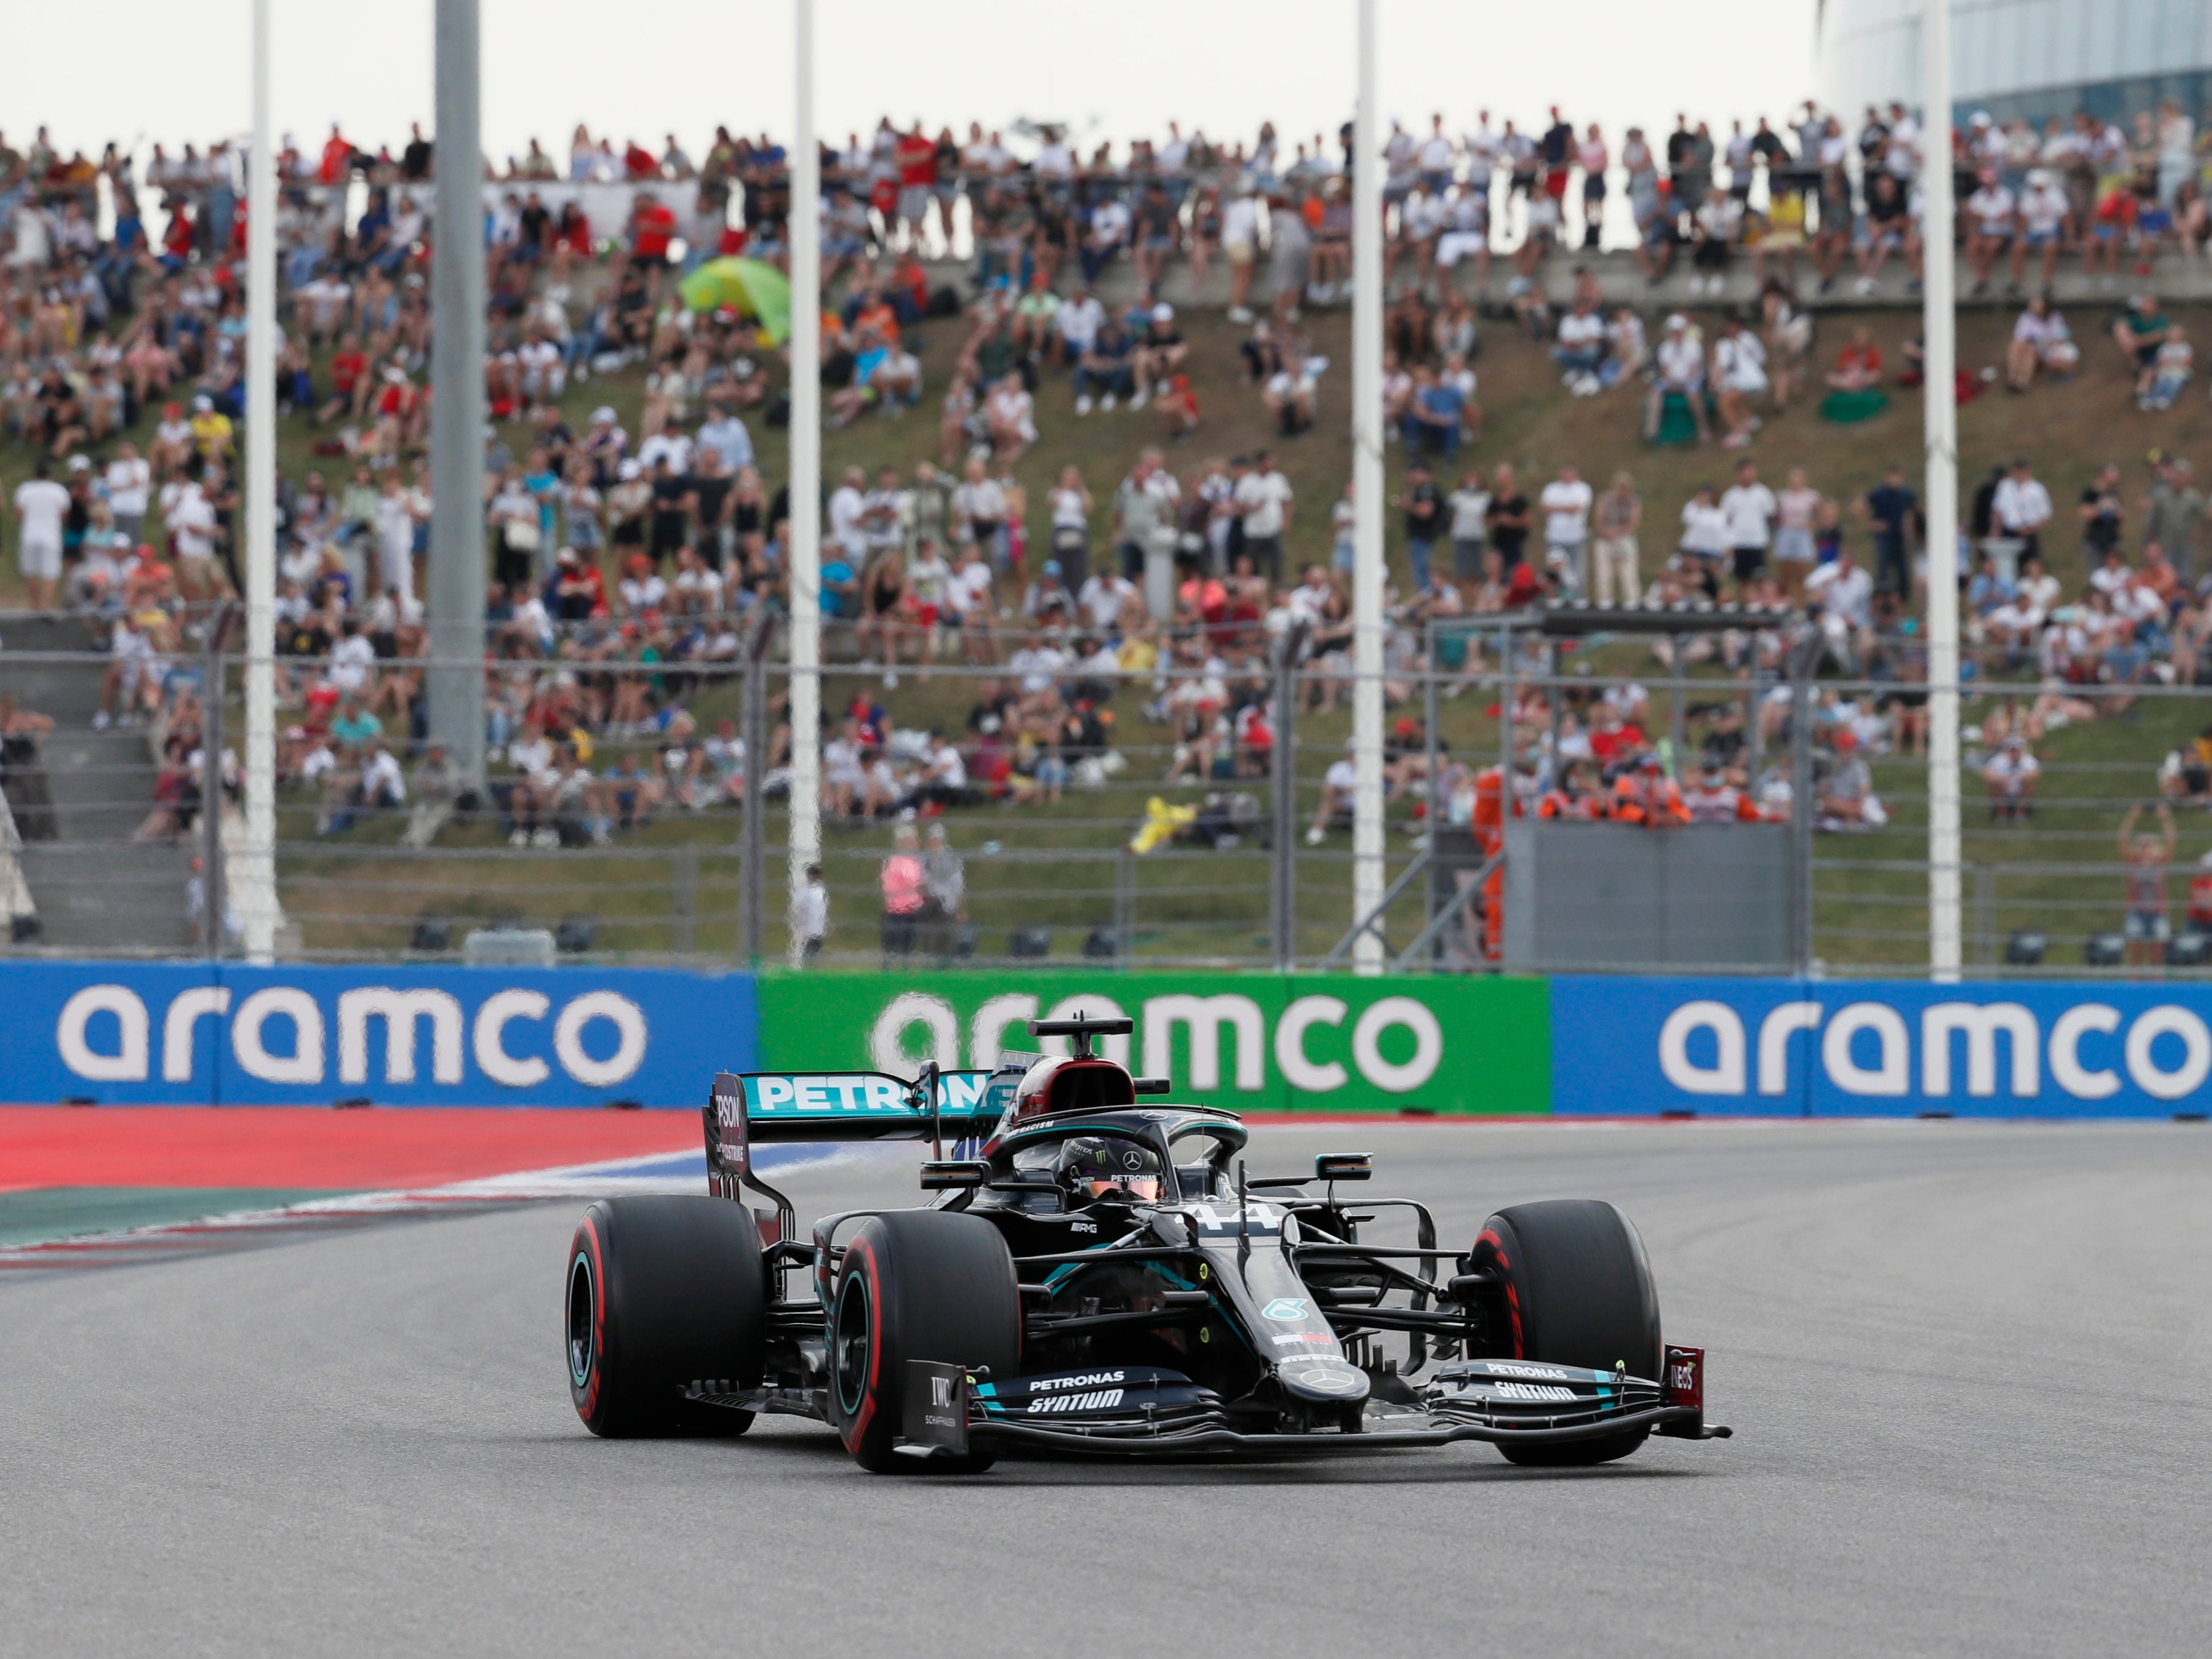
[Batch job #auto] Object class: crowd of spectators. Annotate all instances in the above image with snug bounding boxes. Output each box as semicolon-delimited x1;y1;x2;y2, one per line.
4;101;2212;869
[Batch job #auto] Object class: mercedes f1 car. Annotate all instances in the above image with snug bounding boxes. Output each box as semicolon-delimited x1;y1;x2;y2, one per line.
563;1013;1729;1471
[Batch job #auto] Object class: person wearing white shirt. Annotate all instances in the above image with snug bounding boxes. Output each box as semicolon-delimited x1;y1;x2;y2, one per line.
1233;453;1294;583
636;429;694;477
1221;190;1262;322
1964;172;2017;294
1538;464;1594;594
1719;461;1779;591
827;466;870;560
1991;460;2052;560
1644;314;1709;444
13;460;72;610
2014;172;2068;288
1055;290;1106;366
2005;292;2078;389
103;444;152;545
696;411;754;473
1806;548;1873;629
166;481;222;602
371;475;420;603
1710;318;1767;448
1077;570;1138;632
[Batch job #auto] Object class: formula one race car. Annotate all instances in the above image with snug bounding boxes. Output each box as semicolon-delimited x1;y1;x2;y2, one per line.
563;1013;1729;1471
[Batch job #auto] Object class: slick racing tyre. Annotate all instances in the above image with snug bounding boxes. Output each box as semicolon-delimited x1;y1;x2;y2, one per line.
828;1210;1021;1474
1471;1199;1662;1467
567;1196;766;1438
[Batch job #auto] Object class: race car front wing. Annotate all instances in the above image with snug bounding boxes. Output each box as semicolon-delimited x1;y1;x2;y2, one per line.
887;1348;1731;1461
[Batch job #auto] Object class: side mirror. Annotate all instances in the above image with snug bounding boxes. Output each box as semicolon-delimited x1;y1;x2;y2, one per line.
1131;1076;1173;1095
920;1160;990;1190
1315;1153;1372;1182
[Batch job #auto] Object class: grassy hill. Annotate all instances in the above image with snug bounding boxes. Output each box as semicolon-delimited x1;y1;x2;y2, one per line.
11;288;2212;969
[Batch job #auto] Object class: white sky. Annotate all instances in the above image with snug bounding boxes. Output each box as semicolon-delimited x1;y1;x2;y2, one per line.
6;0;1822;167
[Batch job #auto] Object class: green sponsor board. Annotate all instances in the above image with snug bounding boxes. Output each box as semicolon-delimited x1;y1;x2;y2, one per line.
755;973;1550;1115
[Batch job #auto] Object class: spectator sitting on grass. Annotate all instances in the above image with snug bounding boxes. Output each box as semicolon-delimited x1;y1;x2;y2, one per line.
1131;304;1188;410
1074;319;1136;414
2005;293;2078;390
1825;326;1883;392
1552;293;1606;393
1982;735;2040;822
1644;313;1707;443
2138;324;2193;412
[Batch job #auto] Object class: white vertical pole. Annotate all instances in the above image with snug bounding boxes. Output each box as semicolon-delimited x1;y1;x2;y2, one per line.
429;0;488;787
1922;0;1961;981
785;0;822;960
1350;0;1386;974
240;0;278;963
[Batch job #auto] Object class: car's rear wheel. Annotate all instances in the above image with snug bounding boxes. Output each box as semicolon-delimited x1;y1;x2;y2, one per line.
1470;1198;1662;1467
827;1210;1021;1474
567;1196;766;1437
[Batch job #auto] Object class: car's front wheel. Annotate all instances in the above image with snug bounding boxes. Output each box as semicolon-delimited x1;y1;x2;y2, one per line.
827;1210;1021;1473
1470;1198;1662;1467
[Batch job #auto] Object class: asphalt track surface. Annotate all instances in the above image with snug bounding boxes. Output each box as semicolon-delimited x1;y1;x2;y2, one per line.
7;1120;2210;1657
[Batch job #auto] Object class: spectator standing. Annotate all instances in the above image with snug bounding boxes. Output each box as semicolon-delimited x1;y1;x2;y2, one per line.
1719;461;1778;595
792;862;829;964
1863;465;1918;598
1539;463;1594;596
1991;458;2053;569
1233;452;1293;584
1591;473;1642;607
2145;457;2208;586
1394;462;1445;595
13;459;70;611
2078;463;2124;565
2118;804;2176;968
1486;465;1532;574
1447;469;1492;583
879;823;926;963
921;822;967;962
1773;468;1821;600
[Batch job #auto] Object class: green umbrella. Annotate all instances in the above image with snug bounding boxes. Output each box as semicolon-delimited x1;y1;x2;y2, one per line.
678;257;793;344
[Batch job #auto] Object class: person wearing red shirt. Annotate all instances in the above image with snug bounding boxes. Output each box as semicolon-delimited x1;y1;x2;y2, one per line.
630;193;677;266
894;123;937;242
318;125;353;186
624;140;661;181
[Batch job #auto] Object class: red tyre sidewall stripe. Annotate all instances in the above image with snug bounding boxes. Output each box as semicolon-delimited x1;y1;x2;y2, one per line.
1476;1226;1525;1359
574;1213;607;1422
840;1236;884;1452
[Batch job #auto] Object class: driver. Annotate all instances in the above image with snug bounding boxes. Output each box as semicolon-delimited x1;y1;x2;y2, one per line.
1057;1137;1165;1205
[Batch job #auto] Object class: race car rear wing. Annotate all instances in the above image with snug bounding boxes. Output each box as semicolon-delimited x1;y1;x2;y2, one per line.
704;1064;1022;1188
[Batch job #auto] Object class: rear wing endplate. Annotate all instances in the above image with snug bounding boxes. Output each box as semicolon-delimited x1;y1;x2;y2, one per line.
704;1066;1019;1186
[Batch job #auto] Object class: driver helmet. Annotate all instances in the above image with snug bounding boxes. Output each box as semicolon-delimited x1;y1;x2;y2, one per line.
1057;1137;1164;1204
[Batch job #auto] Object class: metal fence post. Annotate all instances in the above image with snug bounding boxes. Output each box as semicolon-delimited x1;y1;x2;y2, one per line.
739;614;776;965
1790;636;1815;976
1975;861;1996;968
200;603;240;959
1270;622;1305;970
672;843;698;957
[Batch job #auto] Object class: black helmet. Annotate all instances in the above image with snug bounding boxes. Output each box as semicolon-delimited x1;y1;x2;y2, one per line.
1057;1136;1164;1204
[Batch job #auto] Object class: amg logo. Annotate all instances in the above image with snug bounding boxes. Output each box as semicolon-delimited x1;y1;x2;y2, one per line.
1492;1381;1579;1402
1028;1389;1126;1414
1487;1362;1574;1381
1031;1369;1126;1393
929;1375;955;1408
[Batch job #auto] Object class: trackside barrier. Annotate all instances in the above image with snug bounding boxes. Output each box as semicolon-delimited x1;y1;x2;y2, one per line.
23;963;756;1108
1552;977;2212;1118
20;962;2206;1117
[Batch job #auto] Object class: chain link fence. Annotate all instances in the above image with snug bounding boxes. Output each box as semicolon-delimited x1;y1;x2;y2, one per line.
5;610;2212;974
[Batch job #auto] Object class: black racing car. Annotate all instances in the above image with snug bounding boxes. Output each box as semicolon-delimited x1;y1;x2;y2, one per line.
563;1013;1729;1471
